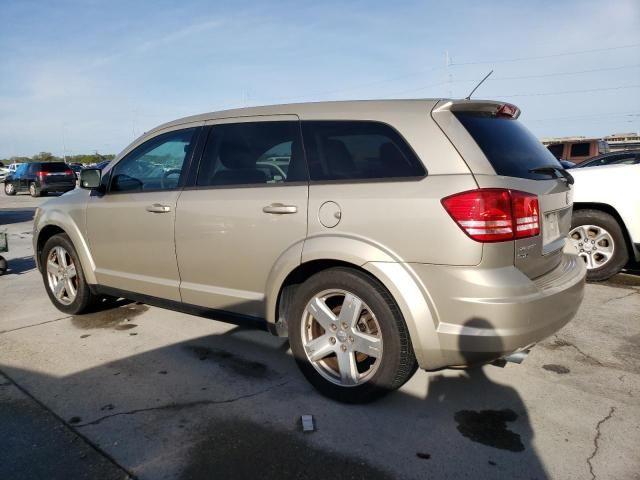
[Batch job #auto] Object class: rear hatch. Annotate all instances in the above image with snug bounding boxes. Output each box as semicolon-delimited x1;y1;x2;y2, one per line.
433;100;573;279
39;162;76;186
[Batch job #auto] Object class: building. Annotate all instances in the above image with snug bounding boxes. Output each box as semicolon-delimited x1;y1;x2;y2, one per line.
602;132;640;152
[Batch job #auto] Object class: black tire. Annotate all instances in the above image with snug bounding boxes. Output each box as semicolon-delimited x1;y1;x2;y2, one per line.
29;182;41;197
4;182;16;195
571;209;628;281
288;267;418;403
41;233;100;314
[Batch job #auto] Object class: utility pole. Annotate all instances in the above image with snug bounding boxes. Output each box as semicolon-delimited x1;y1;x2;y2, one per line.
446;50;452;98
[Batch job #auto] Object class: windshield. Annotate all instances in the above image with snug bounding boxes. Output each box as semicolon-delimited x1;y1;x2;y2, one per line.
455;112;563;180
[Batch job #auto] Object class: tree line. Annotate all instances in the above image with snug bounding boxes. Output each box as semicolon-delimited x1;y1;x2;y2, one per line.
0;151;116;166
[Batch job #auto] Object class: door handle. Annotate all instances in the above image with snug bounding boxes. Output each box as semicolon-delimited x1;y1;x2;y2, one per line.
146;203;172;213
262;203;298;214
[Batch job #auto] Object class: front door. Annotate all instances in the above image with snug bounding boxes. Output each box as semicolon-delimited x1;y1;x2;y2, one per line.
175;117;308;317
86;126;200;301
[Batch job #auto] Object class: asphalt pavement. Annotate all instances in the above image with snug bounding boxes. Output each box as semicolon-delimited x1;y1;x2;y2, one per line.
1;190;639;480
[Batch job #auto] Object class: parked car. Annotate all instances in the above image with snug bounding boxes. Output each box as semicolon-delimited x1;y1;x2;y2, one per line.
95;160;112;170
546;139;609;164
33;99;586;402
573;150;640;169
568;163;640;280
559;160;576;169
4;162;76;197
67;163;84;179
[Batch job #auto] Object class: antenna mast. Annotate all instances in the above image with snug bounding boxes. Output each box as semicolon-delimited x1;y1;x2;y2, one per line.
465;70;494;100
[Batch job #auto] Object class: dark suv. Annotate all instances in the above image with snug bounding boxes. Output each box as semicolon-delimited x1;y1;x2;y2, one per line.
4;162;76;197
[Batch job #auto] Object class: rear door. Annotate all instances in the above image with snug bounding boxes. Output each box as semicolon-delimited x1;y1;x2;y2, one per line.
433;101;572;278
175;117;308;317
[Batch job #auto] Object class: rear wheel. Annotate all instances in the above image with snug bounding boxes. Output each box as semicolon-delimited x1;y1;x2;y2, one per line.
569;209;628;281
4;182;16;195
41;233;100;314
29;182;41;197
288;267;417;403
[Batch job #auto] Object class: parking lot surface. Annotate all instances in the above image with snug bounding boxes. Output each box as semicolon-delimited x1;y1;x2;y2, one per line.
1;191;639;479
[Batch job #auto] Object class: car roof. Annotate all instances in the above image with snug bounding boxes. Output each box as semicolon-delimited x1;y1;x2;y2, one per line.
147;98;444;134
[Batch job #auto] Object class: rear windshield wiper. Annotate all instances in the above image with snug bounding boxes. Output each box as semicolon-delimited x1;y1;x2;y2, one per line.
529;166;574;185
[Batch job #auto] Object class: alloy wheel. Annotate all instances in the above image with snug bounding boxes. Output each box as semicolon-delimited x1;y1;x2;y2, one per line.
569;224;615;270
46;246;78;305
301;289;383;387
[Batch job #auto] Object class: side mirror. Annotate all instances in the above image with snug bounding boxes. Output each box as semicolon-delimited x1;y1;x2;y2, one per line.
80;168;101;190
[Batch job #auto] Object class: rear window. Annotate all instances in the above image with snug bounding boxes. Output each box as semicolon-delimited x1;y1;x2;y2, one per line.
455;112;562;180
40;163;69;172
547;143;564;159
570;142;590;157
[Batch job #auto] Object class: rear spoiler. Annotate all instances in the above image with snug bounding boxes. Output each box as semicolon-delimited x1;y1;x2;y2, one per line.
432;99;521;119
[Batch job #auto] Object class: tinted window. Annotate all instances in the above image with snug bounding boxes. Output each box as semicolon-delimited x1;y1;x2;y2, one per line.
110;128;196;192
547;144;564;159
196;121;306;186
40;162;69;172
455;112;562;180
15;164;28;175
302;121;425;181
570;142;590;157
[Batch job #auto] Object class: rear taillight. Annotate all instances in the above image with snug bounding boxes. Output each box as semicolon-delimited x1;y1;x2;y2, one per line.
36;170;46;178
65;169;74;176
442;189;539;243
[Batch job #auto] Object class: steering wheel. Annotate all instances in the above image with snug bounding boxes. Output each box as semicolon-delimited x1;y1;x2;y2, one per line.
161;169;182;189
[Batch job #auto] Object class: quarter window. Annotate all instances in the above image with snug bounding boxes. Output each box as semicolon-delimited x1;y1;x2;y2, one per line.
110;128;196;192
301;121;425;181
196;121;306;186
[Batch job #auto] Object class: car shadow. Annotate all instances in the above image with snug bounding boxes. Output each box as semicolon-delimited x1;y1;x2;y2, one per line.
0;303;549;479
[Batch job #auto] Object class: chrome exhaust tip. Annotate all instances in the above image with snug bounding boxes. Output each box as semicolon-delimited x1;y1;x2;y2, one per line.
491;349;531;368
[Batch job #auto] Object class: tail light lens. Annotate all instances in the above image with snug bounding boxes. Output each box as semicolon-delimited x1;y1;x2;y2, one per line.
65;169;74;176
36;170;46;178
442;189;539;242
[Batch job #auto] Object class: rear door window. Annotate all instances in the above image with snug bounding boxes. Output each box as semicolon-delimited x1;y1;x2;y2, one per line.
455;112;562;180
301;121;425;181
196;121;306;187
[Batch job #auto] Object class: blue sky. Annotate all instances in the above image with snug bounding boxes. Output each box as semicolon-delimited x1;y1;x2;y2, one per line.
1;0;639;158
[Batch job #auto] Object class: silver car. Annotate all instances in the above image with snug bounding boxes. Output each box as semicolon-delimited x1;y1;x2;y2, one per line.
33;99;586;402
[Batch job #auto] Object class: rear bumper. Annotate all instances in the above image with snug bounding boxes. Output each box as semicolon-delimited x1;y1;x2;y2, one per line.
409;253;586;368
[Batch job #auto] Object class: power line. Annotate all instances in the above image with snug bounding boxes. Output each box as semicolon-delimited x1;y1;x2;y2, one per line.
497;84;640;98
451;42;640;66
491;63;640;81
526;112;640;122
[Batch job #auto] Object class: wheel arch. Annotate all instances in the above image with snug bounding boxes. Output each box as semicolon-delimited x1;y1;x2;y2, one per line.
35;216;97;284
265;235;444;369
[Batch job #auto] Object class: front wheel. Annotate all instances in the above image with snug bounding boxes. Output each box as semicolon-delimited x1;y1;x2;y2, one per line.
41;233;100;314
288;267;417;403
569;209;629;281
4;182;16;195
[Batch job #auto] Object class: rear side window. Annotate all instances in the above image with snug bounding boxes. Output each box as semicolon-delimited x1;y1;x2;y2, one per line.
570;142;590;157
196;121;306;186
302;121;425;181
41;163;69;172
455;112;562;180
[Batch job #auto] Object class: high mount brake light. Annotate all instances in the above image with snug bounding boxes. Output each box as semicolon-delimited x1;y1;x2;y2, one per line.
442;189;539;242
496;103;519;119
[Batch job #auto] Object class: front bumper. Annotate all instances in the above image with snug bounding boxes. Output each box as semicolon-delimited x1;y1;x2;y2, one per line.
410;253;586;367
